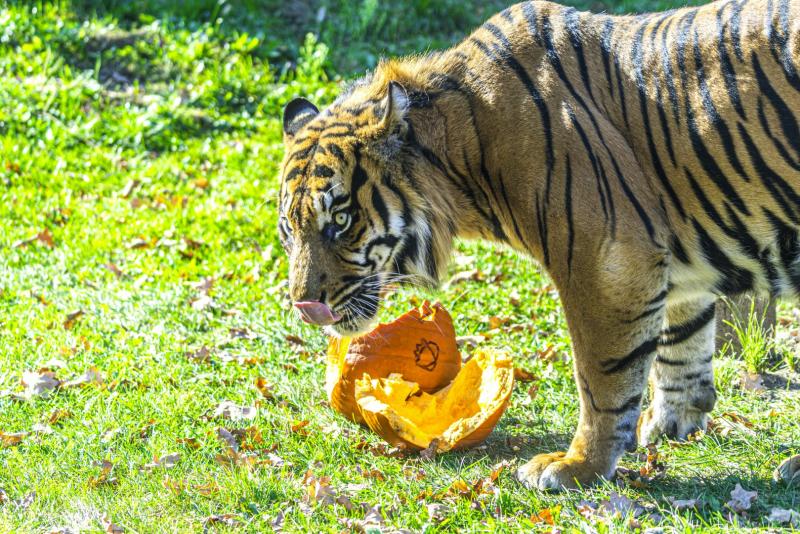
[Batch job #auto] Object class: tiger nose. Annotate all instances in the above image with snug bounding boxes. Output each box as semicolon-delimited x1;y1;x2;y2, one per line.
294;301;343;326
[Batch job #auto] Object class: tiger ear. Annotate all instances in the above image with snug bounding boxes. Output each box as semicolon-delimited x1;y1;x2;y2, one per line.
378;81;409;131
283;98;319;138
368;81;409;153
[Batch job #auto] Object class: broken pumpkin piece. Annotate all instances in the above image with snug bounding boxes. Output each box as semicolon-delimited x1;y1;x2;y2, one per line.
354;349;513;452
326;301;461;423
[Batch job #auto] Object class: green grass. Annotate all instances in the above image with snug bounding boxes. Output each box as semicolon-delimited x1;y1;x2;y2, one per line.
0;1;798;532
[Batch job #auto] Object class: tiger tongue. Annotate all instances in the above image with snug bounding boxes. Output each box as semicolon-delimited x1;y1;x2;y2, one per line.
294;301;343;325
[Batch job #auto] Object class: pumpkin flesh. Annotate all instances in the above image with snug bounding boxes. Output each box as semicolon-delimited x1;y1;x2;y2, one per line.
355;349;513;451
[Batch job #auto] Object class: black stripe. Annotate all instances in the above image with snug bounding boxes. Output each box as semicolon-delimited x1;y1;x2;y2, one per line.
692;218;753;294
716;5;747;119
371;185;390;231
756;99;800;171
600;18;615;100
564;8;596;104
669;234;690;264
600;337;658;374
737;121;800;224
659;304;715;346
752;54;800;163
730;0;746;61
655;354;689;366
692;29;751;185
661;16;682;126
581;374;642;414
764;209;800;293
565;155;575;274
632;19;687;220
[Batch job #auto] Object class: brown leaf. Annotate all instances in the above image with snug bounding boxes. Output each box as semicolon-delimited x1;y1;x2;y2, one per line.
446;269;483;287
420;438;440;460
186;346;212;363
291;420;310;435
63;310;84;330
88;460;117;487
530;505;560;525
20;370;61;399
254;377;273;399
176;437;200;450
773;454;800;486
740;371;766;392
62;367;103;388
100;515;124;533
527;383;539;400
285;334;306;347
213;401;257;421
203;514;240;528
726;483;757;513
513;367;537;383
487;316;511;330
667;497;698;511
140;452;180;471
768;508;800;527
0;431;27;448
103;262;124;278
120;179;140;198
126;237;150;249
456;335;486;350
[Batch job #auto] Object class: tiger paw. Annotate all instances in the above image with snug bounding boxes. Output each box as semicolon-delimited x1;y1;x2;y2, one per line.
637;404;709;446
516;451;611;490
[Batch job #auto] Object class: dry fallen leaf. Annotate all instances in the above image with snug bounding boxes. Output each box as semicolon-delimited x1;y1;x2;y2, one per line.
88;460;117;488
726;483;757;513
63;310;85;330
420;438;440;460
176;437;200;450
456;335;486;350
140;452;180;471
62;367;103;388
212;401;257;421
0;431;27;448
513;367;537;383
774;454;800;486
100;515;124;533
530;505;560;525
254;377;273;399
48;409;72;425
667;497;699;511
20;370;61;399
446;270;483;287
740;372;766;392
427;503;449;522
768;507;800;527
203;514;240;528
291;420;310;434
186;346;213;363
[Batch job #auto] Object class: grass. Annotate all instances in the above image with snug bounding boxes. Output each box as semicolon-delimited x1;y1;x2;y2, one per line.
0;0;798;532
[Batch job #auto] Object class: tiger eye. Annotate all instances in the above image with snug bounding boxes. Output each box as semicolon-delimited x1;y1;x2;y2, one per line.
334;212;350;227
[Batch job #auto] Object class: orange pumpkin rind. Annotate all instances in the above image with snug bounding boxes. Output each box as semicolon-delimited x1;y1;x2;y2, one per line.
325;301;461;423
354;348;514;452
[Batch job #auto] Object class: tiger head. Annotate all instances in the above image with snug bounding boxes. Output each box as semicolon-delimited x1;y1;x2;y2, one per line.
278;73;455;336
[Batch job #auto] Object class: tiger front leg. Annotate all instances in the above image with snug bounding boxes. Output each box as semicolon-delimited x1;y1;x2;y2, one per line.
517;241;668;490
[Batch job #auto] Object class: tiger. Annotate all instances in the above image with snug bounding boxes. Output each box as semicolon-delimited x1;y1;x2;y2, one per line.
277;0;800;490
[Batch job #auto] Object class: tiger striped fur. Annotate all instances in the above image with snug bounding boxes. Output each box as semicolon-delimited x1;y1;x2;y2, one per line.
278;0;800;489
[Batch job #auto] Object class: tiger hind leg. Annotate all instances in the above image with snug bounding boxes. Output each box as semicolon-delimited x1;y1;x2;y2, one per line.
517;240;668;490
638;296;717;445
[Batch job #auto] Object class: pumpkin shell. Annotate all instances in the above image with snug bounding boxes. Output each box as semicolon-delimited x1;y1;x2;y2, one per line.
325;301;462;424
354;348;514;452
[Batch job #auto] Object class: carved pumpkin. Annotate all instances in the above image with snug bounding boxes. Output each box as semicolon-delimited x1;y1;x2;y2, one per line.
355;349;514;451
325;301;462;424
